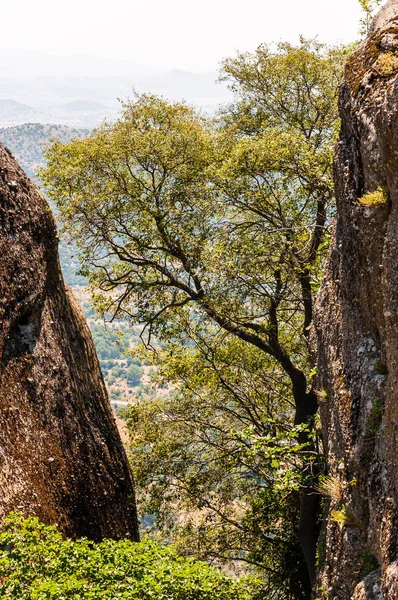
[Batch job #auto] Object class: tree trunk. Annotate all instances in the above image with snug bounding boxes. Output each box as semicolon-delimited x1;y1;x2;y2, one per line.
294;388;320;587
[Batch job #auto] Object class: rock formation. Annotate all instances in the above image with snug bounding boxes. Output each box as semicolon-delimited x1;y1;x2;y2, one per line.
0;143;139;541
312;1;398;597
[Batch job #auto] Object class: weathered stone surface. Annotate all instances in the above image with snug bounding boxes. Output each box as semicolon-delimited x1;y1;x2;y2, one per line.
0;143;139;541
351;570;382;600
312;1;398;597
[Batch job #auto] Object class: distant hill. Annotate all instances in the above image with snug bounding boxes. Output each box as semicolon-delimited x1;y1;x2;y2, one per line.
47;100;117;127
0;97;116;129
0;99;47;125
61;100;111;112
0;123;90;286
0;123;88;178
0;51;231;121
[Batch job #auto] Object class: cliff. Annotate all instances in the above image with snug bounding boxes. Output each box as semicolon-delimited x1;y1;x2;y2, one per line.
0;143;139;541
312;1;398;597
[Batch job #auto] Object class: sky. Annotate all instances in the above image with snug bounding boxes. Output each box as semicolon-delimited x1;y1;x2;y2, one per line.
0;0;386;72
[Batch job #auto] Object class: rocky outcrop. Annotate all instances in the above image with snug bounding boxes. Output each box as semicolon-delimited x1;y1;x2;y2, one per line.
0;143;139;541
312;2;398;598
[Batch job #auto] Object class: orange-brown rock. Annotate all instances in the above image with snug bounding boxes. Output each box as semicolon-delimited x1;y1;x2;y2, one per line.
0;142;139;541
313;1;398;597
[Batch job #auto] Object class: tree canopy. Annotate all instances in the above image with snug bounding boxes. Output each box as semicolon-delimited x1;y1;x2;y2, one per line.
40;38;348;599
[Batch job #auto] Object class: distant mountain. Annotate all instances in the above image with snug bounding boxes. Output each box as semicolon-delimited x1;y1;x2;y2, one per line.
0;123;88;178
0;99;47;124
61;100;111;112
0;97;117;128
0;51;231;117
0;123;90;287
46;100;118;127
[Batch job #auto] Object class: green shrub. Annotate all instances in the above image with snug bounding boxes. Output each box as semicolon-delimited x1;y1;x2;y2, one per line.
126;364;143;386
330;505;365;532
358;186;388;206
367;399;384;435
374;359;388;376
0;513;258;599
360;550;379;577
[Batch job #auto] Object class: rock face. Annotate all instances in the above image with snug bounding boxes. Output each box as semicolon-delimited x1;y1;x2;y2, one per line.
312;2;398;598
0;143;139;541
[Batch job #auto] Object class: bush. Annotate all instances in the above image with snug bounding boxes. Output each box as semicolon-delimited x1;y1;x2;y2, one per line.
358;186;388;206
126;364;143;386
111;366;125;379
0;514;259;599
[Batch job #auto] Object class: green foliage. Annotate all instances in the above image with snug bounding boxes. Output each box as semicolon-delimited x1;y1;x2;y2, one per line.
0;513;258;600
40;39;348;597
367;398;384;435
374;359;388;375
127;337;315;598
40;41;346;368
330;505;365;532
219;38;346;141
126;364;143;386
360;551;379;577
88;323;145;392
358;186;388;206
358;0;383;35
91;324;140;364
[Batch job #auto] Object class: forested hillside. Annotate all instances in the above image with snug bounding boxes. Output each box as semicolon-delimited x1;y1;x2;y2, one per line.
0;123;88;178
0;123;89;286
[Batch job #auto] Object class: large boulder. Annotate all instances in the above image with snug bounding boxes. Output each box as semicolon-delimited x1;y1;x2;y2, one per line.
312;1;398;597
0;142;139;541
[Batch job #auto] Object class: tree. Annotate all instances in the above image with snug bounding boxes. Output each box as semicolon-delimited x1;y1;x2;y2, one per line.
126;364;143;386
40;39;347;594
358;0;383;34
127;335;317;599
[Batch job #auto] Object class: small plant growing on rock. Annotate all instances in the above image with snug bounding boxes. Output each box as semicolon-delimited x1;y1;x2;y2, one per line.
376;52;398;77
314;583;328;600
367;398;384;435
358;186;388;207
315;475;345;502
360;550;379;577
331;505;366;531
315;388;330;402
374;359;388;375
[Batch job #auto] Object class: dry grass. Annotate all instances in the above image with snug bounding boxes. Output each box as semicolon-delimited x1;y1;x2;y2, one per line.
376;52;398;77
315;475;345;502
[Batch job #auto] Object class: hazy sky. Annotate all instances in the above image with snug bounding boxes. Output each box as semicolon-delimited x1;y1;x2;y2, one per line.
0;0;385;71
